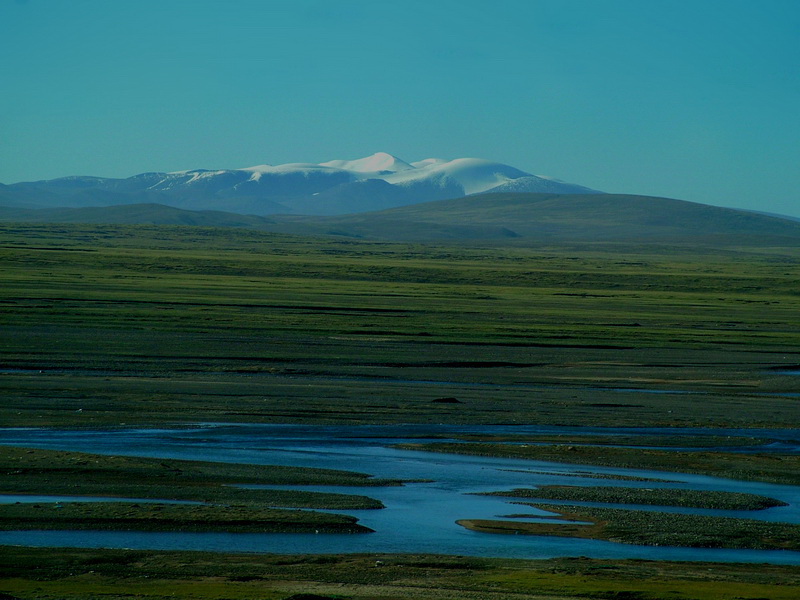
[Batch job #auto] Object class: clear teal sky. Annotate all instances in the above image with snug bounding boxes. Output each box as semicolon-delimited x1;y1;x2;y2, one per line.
2;0;798;215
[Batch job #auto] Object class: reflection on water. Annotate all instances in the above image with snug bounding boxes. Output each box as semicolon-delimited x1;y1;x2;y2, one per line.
0;423;799;564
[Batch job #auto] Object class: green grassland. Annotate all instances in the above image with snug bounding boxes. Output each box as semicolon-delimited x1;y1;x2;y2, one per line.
0;445;390;533
459;503;800;550
276;192;800;242
480;485;786;510
447;432;773;447
2;548;799;600
397;441;800;485
0;501;372;534
1;222;799;429
0;445;395;505
2;222;800;599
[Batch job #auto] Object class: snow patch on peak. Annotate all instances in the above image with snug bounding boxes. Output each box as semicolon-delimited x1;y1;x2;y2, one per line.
242;162;338;173
320;152;414;173
483;175;602;195
411;158;447;168
186;170;228;184
239;164;273;173
148;154;597;207
384;157;533;195
237;164;351;184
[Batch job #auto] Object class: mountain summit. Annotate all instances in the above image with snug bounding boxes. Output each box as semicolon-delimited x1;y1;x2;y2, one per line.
320;152;414;173
0;153;601;216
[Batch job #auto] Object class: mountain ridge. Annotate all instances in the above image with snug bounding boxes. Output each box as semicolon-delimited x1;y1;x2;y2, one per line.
0;153;601;217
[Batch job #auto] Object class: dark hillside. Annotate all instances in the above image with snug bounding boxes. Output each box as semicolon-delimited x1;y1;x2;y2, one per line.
2;193;799;246
270;193;800;243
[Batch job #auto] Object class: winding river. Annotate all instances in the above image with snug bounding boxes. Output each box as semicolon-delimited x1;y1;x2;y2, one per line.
1;423;799;564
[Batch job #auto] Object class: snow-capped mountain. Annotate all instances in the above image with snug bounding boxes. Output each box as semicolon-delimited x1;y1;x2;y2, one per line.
1;153;601;216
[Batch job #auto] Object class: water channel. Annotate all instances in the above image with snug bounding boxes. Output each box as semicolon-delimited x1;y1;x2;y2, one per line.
1;423;799;564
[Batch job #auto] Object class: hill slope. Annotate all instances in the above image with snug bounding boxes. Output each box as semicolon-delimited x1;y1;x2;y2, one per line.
2;193;799;246
268;193;800;243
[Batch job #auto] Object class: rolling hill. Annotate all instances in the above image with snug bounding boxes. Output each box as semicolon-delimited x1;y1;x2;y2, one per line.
282;193;800;242
3;192;799;246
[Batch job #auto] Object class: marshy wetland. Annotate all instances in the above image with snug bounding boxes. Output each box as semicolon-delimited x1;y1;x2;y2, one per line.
1;223;799;599
1;423;799;560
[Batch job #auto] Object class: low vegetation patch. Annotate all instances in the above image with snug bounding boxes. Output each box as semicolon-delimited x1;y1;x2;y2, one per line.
2;223;800;431
499;468;674;482
0;501;370;534
482;485;787;510
398;442;800;485
2;547;800;600
453;433;771;448
0;445;396;501
0;446;387;532
459;503;800;550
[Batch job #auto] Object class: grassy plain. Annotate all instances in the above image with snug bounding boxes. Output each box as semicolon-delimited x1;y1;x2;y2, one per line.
396;441;800;485
0;501;371;534
481;485;786;510
0;445;398;499
459;503;800;550
0;223;799;429
1;223;799;599
2;547;800;600
0;445;390;533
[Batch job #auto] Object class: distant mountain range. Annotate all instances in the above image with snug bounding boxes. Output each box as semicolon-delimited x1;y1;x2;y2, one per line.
0;152;600;217
3;152;799;246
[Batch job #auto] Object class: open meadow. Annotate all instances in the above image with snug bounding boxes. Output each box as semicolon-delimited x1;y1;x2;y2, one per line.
1;222;799;599
1;223;799;429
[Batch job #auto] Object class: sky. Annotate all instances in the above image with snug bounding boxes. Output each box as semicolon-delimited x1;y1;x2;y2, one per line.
2;0;799;216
